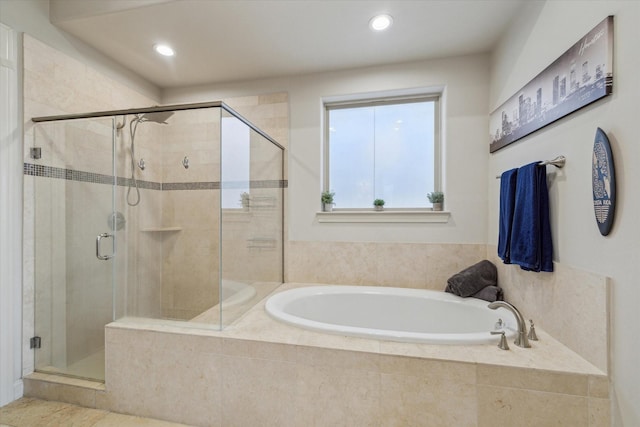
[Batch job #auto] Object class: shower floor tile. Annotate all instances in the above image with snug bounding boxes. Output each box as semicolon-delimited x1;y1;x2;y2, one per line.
0;398;194;427
38;349;105;382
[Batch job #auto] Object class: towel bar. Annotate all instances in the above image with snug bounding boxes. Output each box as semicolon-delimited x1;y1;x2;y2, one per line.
495;155;565;179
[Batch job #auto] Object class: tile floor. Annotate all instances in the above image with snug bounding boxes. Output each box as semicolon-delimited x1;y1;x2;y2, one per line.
0;398;193;427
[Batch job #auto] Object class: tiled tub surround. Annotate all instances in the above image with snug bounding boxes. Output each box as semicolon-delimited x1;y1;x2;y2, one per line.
287;241;487;288
487;247;610;374
288;241;610;376
23;282;609;427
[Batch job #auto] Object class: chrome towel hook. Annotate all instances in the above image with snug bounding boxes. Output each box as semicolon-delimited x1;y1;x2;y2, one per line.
182;156;189;169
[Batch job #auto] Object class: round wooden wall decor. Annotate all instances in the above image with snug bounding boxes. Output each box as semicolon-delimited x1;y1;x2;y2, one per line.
592;127;616;236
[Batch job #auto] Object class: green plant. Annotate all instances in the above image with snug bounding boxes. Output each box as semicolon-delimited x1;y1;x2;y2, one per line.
373;199;385;207
427;191;444;203
321;191;335;204
240;192;250;209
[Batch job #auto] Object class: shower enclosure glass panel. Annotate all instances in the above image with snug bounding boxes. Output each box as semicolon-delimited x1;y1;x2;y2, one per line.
32;118;115;382
220;110;284;328
30;102;284;382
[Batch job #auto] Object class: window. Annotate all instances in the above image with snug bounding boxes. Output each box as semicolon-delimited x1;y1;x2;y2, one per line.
324;95;440;209
221;115;250;209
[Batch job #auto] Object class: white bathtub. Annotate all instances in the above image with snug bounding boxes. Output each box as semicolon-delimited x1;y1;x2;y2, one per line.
265;285;517;344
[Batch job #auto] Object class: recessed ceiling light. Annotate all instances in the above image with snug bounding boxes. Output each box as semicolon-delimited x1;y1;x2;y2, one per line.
154;44;175;57
369;14;393;31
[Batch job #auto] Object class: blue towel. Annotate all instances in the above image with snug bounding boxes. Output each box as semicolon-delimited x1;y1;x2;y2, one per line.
497;168;518;263
509;162;554;272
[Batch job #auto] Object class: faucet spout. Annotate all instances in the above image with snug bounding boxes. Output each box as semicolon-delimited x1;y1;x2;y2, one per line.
488;301;531;348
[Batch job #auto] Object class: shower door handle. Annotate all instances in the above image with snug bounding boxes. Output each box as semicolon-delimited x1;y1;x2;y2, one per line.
96;233;114;260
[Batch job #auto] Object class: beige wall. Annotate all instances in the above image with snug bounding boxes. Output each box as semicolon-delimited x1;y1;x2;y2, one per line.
488;2;640;425
164;53;490;245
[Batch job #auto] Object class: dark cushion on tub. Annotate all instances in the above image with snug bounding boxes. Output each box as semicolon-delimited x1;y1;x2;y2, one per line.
471;285;504;302
444;260;497;297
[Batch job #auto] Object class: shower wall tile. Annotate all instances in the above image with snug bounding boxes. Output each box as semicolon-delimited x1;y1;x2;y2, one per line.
224;93;289;153
161;109;221;185
487;246;609;374
65;120;114;176
258;92;289;104
161;190;220;320
121;123;165;185
23;36;157;120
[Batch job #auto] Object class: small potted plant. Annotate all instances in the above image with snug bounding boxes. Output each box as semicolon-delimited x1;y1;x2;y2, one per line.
321;190;335;212
240;192;250;211
427;191;444;211
373;199;385;211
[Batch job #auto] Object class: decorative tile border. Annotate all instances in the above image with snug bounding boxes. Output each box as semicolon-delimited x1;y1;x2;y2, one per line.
162;182;221;191
116;176;161;190
24;163;115;186
24;163;287;190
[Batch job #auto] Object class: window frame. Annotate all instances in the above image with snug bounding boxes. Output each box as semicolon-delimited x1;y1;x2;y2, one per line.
323;93;442;211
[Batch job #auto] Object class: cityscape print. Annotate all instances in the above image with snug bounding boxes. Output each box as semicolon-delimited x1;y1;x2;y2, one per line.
490;16;613;153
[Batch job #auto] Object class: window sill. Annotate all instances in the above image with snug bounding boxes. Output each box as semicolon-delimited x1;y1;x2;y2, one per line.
316;210;450;223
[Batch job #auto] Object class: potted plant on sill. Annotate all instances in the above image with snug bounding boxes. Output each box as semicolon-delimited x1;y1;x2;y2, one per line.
321;191;335;212
240;192;250;211
427;191;444;211
373;199;385;211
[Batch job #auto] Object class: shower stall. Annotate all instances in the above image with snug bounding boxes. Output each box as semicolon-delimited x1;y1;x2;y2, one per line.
27;102;285;382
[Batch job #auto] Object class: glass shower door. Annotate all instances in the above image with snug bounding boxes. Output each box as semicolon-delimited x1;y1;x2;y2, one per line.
32;117;116;382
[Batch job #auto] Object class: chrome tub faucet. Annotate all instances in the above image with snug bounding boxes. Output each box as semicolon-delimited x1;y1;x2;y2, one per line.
488;301;531;348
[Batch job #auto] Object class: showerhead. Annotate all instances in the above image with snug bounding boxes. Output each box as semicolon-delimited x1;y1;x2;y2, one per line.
137;111;174;124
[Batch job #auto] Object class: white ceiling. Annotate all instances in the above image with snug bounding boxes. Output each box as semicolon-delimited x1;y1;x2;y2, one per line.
51;0;526;89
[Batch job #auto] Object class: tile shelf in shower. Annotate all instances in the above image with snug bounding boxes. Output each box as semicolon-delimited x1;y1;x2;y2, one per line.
139;227;183;232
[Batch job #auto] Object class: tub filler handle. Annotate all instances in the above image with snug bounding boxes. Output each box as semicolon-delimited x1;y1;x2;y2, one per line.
528;319;539;341
490;331;510;350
